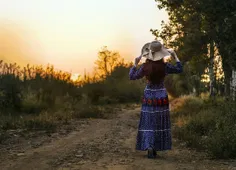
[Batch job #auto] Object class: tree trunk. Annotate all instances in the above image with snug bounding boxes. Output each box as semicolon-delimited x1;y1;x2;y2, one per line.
225;73;231;96
215;41;231;97
209;41;215;97
220;52;232;97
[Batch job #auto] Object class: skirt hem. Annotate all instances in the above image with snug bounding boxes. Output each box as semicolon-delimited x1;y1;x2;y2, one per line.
135;148;172;151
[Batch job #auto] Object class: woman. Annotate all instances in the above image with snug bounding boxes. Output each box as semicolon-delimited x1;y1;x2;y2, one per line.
129;41;183;158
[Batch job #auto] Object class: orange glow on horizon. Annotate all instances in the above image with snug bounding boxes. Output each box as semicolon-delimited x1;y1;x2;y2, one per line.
0;0;169;74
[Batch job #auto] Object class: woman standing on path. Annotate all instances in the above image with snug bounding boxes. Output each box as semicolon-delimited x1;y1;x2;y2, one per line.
129;41;183;158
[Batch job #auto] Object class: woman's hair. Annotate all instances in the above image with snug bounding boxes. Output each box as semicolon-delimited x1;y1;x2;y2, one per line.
143;58;166;84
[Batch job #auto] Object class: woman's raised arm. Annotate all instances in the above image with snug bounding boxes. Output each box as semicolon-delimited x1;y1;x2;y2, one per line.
165;62;183;74
165;49;183;74
129;64;145;80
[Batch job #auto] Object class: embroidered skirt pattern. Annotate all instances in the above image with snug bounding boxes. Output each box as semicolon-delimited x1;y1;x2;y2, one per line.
136;83;172;151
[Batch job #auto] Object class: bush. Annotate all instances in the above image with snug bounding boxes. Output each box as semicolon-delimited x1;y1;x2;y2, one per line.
83;82;105;104
97;96;118;105
76;106;104;118
0;60;144;136
0;74;22;110
23;118;57;131
171;95;203;120
82;65;144;105
104;82;143;103
0;130;10;144
173;96;236;159
21;91;48;114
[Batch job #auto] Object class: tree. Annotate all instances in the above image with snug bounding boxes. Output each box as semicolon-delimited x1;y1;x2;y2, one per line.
151;2;209;95
153;0;236;96
94;46;124;79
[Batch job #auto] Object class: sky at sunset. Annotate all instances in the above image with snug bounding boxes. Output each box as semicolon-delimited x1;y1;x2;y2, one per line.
0;0;168;75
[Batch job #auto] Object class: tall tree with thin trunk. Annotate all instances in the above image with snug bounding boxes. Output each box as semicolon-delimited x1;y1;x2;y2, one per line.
153;0;236;96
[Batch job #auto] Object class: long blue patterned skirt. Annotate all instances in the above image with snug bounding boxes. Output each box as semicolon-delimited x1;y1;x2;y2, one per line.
136;83;172;151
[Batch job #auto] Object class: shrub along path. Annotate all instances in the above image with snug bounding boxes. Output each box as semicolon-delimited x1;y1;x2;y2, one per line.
0;105;236;170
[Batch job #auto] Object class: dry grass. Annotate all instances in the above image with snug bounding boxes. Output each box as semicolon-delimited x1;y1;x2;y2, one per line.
171;95;236;159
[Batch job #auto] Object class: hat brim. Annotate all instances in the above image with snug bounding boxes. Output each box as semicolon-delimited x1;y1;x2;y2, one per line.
142;47;170;61
141;43;151;57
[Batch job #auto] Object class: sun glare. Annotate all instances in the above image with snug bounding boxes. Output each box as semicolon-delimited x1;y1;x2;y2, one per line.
70;73;80;82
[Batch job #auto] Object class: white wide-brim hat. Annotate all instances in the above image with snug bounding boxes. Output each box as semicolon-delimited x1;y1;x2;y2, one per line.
141;41;170;61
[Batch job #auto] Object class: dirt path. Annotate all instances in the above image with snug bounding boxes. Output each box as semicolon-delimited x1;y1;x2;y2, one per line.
1;107;236;170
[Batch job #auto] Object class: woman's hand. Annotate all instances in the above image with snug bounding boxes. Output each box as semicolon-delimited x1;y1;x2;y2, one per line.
134;55;142;67
167;49;180;62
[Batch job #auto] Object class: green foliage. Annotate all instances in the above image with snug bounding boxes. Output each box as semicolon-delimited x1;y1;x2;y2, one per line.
153;0;236;96
20;91;48;114
104;65;144;103
173;96;236;159
172;95;204;117
0;130;11;144
0;74;22;110
83;82;105;104
163;61;208;96
79;47;144;105
0;49;144;132
82;65;144;104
